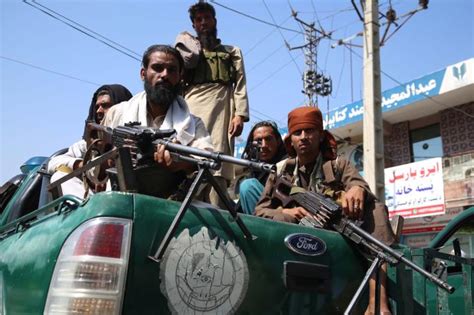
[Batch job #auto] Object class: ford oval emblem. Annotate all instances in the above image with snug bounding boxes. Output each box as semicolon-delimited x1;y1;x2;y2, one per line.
284;233;327;256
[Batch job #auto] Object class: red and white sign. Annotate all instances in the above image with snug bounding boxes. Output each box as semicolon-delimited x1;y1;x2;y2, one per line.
385;158;445;219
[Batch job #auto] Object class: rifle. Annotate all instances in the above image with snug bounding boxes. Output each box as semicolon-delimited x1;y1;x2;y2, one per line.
273;175;454;314
50;122;181;198
85;122;275;173
84;122;275;262
85;122;175;162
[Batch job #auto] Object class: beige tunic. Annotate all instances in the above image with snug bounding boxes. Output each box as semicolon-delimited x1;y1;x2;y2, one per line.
184;45;249;180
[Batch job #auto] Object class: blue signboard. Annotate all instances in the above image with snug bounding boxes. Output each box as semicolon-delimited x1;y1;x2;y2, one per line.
323;68;446;129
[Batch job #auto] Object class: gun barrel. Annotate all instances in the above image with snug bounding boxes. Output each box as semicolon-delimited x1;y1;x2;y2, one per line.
346;221;455;293
87;122;113;135
154;139;275;173
292;190;455;293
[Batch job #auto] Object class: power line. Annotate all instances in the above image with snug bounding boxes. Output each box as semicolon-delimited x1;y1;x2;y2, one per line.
1;55;100;86
32;0;140;58
23;0;286;129
331;40;346;100
250;108;286;125
247;32;300;73
248;112;270;123
209;0;303;34
309;0;323;29
23;0;141;62
249;52;303;93
262;0;302;75
245;15;293;56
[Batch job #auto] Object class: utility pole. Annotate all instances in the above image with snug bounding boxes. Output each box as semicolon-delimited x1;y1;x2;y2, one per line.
363;0;385;201
287;11;332;107
331;0;427;201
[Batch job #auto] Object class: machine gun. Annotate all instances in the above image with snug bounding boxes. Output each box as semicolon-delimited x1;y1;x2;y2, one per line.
49;122;178;199
82;122;276;263
84;122;175;162
273;176;454;314
242;139;262;162
241;139;268;182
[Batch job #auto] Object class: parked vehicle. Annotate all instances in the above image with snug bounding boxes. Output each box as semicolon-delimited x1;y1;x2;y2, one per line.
0;153;472;314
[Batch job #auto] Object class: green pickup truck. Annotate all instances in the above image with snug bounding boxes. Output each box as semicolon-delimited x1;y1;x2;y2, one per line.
0;154;473;314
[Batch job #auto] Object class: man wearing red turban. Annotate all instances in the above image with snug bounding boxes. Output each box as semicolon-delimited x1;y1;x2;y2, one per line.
255;106;395;315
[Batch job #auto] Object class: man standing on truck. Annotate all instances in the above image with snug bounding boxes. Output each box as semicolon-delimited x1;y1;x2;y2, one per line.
48;84;133;196
255;106;396;315
102;45;213;173
175;2;249;208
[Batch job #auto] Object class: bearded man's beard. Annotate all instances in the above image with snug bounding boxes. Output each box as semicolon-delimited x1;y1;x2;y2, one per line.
144;80;179;111
198;28;218;49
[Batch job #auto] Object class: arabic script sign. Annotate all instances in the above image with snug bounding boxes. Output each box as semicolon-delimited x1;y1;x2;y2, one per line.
324;70;444;129
385;157;445;219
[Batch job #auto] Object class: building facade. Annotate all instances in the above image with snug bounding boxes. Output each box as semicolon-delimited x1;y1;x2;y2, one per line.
325;58;473;248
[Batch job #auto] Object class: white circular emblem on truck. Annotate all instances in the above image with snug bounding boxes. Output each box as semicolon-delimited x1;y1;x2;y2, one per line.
160;227;249;314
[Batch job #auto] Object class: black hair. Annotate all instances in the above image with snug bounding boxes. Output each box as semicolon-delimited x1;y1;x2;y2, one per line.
96;89;110;98
188;1;216;22
142;45;184;72
82;84;133;138
242;121;287;164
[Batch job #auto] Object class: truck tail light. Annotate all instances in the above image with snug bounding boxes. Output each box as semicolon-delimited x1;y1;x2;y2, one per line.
45;217;132;315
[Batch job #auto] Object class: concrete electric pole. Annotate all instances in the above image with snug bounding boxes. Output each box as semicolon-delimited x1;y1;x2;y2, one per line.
331;1;427;201
363;0;385;201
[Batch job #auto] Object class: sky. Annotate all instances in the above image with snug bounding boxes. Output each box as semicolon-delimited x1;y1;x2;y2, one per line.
1;0;473;182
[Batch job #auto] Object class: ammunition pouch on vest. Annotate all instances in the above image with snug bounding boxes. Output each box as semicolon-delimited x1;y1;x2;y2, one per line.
278;157;345;204
191;46;235;85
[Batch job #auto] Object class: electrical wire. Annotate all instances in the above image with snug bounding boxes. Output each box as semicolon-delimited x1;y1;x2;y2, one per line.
250;108;286;125
249;108;275;122
209;0;303;34
249;52;303;93
23;0;141;62
247;32;300;73
323;16;335;71
262;0;302;75
331;40;346;100
245;15;293;56
23;0;286;132
1;55;100;86
309;0;325;31
33;0;140;58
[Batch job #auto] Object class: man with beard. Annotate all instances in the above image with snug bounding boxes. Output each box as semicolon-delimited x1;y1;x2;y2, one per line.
48;84;133;196
175;2;249;208
237;121;287;214
102;45;213;175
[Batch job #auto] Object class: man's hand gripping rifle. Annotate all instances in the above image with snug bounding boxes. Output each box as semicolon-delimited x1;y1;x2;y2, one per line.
273;176;455;297
48;122;177;196
147;134;275;262
85;122;275;262
85;121;175;163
